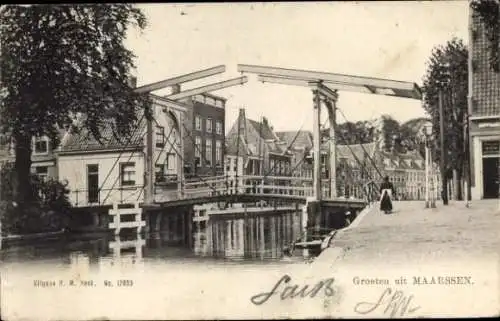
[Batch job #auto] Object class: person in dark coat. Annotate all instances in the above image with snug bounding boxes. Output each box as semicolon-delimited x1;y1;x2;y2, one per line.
379;176;395;214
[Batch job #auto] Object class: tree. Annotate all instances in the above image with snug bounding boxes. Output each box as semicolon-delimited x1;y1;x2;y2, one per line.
399;117;431;157
0;5;150;210
470;0;500;72
334;121;375;145
379;115;401;152
1;162;72;234
422;38;468;197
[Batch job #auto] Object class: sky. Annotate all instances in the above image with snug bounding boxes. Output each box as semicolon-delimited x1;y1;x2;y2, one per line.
125;1;469;133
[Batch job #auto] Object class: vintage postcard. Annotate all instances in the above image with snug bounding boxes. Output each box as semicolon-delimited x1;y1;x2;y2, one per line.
1;1;499;320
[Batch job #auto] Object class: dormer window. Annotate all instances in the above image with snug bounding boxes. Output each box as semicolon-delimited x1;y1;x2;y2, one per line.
33;136;49;155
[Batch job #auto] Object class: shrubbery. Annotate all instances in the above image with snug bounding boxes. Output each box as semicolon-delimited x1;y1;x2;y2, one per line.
0;163;71;235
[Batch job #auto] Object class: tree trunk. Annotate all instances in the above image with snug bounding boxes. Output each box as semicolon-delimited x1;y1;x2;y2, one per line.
452;169;459;200
457;170;463;201
14;133;35;208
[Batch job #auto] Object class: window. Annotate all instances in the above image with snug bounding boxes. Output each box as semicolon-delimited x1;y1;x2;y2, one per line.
120;162;136;186
35;166;48;182
206;118;212;133
195;116;202;130
270;159;275;173
156;126;165;147
166;153;176;171
87;164;99;203
33;137;49;154
216;120;223;135
215;140;222;165
195;136;201;159
205;139;212;166
155;164;165;183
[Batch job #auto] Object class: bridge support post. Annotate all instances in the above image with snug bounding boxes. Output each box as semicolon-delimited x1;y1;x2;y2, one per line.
325;96;338;198
312;89;322;202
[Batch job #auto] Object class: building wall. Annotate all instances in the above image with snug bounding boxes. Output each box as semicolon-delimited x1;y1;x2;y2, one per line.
224;155;245;194
468;10;500;199
57;98;183;206
181;94;225;178
470;12;500;118
58;151;145;206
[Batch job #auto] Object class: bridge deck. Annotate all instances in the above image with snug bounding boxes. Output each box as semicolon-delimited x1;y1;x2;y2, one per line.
142;193;367;210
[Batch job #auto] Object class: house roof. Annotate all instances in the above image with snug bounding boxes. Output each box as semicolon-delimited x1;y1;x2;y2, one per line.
336;142;377;160
60;110;146;153
226;110;292;157
276;130;313;150
248;119;277;141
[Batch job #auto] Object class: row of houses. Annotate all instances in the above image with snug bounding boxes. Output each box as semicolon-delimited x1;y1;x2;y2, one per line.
1;91;442;206
0;89;223;206
223;108;441;201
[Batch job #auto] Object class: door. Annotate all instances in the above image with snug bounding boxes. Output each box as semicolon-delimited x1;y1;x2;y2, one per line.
87;164;99;203
482;157;499;199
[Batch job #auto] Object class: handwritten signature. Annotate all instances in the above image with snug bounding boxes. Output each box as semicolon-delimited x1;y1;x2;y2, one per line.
354;287;421;318
250;274;336;305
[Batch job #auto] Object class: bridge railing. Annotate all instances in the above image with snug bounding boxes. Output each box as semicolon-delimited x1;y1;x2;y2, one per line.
180;175;374;202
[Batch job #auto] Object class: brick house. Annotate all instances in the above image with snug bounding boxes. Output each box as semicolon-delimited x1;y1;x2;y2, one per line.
468;4;500;199
224;109;293;194
178;93;226;179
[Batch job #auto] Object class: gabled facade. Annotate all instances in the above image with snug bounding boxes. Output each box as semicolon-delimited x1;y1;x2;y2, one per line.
275;130;314;179
468;4;500;199
224;109;293;193
57;97;185;206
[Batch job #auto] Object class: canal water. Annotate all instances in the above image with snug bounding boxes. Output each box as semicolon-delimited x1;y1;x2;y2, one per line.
0;210;311;268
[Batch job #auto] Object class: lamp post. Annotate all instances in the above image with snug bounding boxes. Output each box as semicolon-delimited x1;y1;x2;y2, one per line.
423;123;437;208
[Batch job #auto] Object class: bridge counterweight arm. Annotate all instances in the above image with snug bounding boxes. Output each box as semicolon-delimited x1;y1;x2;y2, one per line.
134;65;226;94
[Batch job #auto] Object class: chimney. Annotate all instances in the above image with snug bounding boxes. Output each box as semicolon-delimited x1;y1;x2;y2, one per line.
262;117;268;127
127;76;137;88
239;108;246;120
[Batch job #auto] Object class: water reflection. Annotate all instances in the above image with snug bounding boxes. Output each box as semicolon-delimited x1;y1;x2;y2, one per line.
195;211;303;260
1;210;307;267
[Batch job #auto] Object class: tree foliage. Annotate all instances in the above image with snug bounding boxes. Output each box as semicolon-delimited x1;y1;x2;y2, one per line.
1;163;71;234
421;38;468;175
0;5;150;206
335;121;375;145
470;0;500;72
328;115;429;157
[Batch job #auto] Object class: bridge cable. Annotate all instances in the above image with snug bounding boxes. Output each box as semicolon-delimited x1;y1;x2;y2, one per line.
154;117;218;194
337;107;385;181
179;121;221;194
332;118;380;198
101;115;175;205
262;122;306;180
132;119;178;204
235;110;242;193
96;112;146;198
